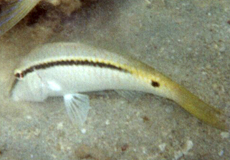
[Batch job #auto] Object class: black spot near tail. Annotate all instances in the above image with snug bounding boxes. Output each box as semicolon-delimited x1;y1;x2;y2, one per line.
151;80;160;87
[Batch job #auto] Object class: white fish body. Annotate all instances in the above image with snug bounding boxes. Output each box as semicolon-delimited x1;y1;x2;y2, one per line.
12;42;170;101
11;42;230;131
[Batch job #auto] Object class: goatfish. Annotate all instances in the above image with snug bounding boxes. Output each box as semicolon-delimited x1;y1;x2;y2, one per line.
11;42;229;131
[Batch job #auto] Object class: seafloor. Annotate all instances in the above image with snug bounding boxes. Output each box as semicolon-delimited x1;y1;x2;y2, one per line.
0;0;230;159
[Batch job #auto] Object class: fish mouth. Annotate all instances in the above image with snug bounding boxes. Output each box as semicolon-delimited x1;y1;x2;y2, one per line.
9;78;19;100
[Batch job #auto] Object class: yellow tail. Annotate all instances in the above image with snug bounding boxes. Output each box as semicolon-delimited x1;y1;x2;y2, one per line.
0;0;40;36
171;82;229;131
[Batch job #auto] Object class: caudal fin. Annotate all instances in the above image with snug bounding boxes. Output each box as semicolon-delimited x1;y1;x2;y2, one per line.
171;83;229;131
0;0;40;36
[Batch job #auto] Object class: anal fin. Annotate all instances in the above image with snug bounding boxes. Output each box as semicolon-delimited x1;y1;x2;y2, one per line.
115;90;145;102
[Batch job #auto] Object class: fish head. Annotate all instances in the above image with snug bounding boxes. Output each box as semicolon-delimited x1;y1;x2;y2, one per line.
11;71;48;102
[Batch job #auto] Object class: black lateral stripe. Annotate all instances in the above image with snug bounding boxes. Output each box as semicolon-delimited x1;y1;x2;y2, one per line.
16;59;130;78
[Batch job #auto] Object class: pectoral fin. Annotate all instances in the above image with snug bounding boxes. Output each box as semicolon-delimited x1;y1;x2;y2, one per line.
64;93;91;128
0;0;40;36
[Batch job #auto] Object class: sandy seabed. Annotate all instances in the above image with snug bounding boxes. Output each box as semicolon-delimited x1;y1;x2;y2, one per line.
0;0;230;159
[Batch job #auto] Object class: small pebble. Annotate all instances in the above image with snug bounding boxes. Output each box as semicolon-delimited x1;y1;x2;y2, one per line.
218;150;224;156
26;115;32;120
184;140;193;153
159;143;166;152
105;120;110;125
173;140;193;160
220;132;230;139
165;106;174;113
219;44;226;52
57;122;63;130
81;128;86;134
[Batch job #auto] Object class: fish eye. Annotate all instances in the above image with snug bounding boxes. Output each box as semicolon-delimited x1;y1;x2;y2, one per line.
14;72;23;79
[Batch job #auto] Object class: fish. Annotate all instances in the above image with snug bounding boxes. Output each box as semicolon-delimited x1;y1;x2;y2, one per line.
11;42;230;132
0;0;40;36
